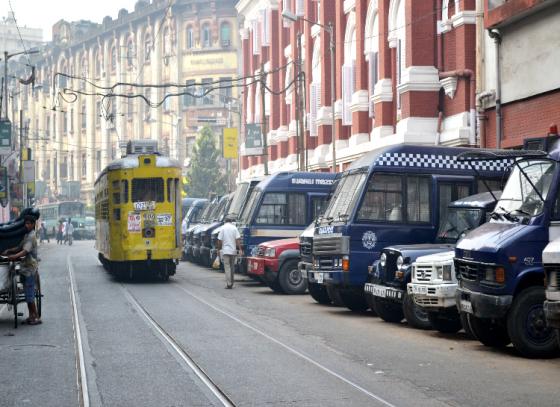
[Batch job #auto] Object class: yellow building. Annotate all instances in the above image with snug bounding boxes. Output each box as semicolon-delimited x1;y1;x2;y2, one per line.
11;0;240;204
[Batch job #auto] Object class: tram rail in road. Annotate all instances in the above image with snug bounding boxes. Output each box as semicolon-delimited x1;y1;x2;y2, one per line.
121;285;237;407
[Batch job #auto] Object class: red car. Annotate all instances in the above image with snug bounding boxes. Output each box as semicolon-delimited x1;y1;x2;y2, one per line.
246;238;306;294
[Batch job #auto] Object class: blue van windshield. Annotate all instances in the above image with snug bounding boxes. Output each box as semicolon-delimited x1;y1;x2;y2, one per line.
321;172;367;223
497;159;555;218
239;189;260;225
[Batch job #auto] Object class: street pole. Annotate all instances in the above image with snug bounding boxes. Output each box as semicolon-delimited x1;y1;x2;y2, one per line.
3;51;8;121
328;23;337;173
260;64;269;175
296;33;305;172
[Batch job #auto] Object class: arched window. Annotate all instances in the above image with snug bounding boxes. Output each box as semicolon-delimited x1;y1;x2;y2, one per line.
186;26;194;48
388;0;406;114
144;33;152;62
365;1;379;119
220;22;231;47
342;18;357;126
126;39;135;69
163;27;171;56
110;45;117;72
81;100;87;130
201;23;211;48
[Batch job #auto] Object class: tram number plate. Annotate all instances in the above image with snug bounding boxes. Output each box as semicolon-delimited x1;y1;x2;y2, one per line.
157;214;173;226
134;201;156;211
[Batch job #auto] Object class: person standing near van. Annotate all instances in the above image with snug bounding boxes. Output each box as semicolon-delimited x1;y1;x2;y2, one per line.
217;216;241;289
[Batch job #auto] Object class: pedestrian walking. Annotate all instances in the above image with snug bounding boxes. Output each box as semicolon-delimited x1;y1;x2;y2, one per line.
39;222;49;243
217;216;241;289
66;218;74;246
62;219;68;244
57;221;64;244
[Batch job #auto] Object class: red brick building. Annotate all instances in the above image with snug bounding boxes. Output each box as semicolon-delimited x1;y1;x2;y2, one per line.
236;0;479;178
480;0;560;149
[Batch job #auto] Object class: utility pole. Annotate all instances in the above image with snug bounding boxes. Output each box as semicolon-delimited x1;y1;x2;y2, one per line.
296;33;305;171
260;63;269;175
3;51;8;120
328;22;337;173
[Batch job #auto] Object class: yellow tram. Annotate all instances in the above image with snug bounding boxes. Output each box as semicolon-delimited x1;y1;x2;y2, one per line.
95;140;182;279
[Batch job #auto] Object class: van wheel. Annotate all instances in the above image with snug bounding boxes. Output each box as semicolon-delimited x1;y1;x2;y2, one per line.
339;290;369;312
459;312;475;338
403;292;432;330
279;259;307;295
373;298;404;323
308;282;331;305
327;286;344;307
507;286;560;359
469;315;510;347
427;312;462;334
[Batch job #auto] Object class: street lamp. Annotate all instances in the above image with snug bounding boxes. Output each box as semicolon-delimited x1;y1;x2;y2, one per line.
2;49;40;120
282;12;337;173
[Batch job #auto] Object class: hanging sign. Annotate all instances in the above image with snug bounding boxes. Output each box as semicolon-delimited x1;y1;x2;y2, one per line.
243;124;263;156
223;128;238;159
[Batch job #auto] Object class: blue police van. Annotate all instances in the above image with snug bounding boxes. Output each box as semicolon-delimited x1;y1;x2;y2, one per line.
308;145;509;312
455;138;560;358
236;172;337;274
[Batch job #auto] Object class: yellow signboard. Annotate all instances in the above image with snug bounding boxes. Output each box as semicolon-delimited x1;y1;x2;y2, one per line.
183;52;238;73
223;128;238;159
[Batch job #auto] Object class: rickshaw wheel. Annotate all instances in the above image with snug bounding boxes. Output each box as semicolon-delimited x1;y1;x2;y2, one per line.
12;274;18;329
35;274;42;318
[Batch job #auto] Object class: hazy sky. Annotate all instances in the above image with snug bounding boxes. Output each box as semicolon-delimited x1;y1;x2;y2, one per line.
4;0;138;41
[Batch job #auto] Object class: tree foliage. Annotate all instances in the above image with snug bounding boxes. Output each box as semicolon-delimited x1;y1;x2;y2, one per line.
185;126;227;198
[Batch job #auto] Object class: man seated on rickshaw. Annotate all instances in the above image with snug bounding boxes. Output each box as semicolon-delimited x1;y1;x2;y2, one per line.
2;215;40;325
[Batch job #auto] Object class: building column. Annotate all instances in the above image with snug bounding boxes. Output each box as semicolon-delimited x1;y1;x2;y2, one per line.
350;0;370;144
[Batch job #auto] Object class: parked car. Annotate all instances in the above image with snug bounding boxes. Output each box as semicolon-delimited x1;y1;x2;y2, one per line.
247;238;303;294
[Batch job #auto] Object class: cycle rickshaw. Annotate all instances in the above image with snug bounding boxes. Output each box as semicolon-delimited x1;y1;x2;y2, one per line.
0;258;42;328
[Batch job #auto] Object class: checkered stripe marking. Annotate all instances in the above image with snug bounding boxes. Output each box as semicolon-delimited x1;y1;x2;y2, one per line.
374;153;512;172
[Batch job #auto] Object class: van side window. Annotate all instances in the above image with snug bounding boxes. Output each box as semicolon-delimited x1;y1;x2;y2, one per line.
478;179;502;194
357;174;403;222
407;177;431;223
255;193;306;225
311;196;329;220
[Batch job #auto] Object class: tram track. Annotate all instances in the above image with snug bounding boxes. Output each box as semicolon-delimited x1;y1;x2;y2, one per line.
121;284;236;407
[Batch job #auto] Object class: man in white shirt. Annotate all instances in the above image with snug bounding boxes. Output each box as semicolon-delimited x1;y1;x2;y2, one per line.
66;219;74;246
181;216;188;245
217;216;241;289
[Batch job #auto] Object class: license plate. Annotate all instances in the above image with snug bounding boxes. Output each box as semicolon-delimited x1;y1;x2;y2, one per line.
316;272;324;284
365;284;402;300
411;285;428;295
460;300;473;314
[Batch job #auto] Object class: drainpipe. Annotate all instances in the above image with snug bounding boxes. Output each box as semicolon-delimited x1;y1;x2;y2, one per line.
476;91;495;149
488;29;502;148
438;69;476;145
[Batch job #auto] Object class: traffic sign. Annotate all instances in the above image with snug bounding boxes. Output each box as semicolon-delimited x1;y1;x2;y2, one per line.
0;120;12;155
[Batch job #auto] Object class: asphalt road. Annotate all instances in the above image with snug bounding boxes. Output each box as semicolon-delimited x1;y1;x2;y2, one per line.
1;240;558;407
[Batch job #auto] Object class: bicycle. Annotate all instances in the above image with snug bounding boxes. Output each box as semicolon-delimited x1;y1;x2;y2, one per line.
0;257;42;329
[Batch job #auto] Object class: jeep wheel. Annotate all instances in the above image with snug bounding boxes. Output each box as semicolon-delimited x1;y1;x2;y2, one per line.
459;312;475;338
327;286;345;307
427;312;462;334
278;259;307;294
308;282;331;305
373;298;404;323
507;286;560;359
469;315;510;347
403;292;432;330
339;290;369;312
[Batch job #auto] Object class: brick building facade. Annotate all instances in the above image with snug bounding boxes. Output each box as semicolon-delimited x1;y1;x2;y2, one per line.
236;0;479;179
480;0;560;149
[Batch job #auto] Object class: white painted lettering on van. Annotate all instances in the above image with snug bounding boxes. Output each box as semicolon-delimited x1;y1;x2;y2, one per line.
291;178;334;185
318;226;334;235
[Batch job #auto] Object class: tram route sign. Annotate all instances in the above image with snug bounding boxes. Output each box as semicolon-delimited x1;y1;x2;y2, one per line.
133;201;156;211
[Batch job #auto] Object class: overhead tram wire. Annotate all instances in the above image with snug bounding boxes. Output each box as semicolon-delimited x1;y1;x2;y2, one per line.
7;0;32;66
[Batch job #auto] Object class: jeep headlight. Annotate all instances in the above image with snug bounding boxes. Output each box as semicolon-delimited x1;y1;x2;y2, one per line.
396;255;404;269
436;266;444;280
380;253;387;268
265;248;276;257
442;264;452;281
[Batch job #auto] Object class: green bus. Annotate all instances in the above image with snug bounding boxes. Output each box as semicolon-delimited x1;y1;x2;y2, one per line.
38;201;86;238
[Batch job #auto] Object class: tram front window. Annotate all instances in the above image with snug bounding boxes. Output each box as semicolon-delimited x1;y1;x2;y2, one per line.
132;178;165;202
